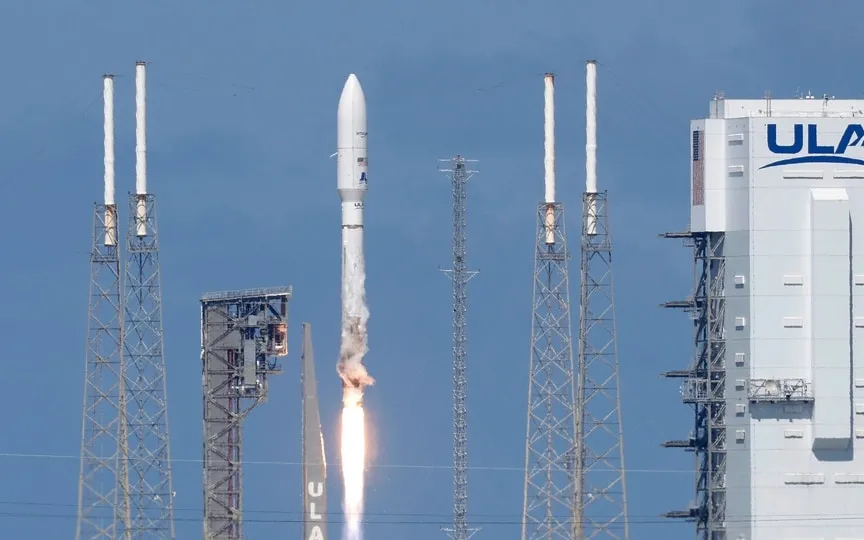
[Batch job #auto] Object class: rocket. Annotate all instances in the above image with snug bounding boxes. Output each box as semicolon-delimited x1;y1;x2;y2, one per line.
337;73;371;401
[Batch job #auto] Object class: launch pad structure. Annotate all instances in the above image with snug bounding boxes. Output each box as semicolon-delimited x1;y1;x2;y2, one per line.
200;286;292;540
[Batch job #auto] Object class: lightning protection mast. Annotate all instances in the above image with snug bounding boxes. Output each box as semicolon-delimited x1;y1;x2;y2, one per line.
575;59;630;539
521;73;578;540
123;60;176;538
76;74;132;540
438;155;479;540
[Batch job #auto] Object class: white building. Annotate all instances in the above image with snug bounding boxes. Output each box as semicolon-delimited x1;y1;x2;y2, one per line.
666;96;864;540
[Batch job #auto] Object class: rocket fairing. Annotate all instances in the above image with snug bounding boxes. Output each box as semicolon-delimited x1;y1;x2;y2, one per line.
337;73;368;224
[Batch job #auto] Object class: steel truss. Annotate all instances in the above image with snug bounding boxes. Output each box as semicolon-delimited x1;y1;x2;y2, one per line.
76;202;131;540
123;193;175;539
662;232;727;540
576;191;629;539
522;201;577;540
438;155;479;540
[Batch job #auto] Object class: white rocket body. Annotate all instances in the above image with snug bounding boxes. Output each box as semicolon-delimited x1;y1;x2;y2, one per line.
337;74;368;227
337;74;371;405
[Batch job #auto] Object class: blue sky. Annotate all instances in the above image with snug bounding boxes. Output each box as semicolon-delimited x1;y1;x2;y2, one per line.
2;1;863;539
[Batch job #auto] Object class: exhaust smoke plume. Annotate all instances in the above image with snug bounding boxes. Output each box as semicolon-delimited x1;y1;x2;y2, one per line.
339;240;372;540
338;242;374;400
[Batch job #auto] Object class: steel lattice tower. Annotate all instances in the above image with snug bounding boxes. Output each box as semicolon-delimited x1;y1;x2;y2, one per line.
438;155;479;540
521;201;576;540
575;191;629;539
522;72;577;540
201;287;291;540
122;59;175;539
76;200;132;539
124;192;175;539
76;74;131;540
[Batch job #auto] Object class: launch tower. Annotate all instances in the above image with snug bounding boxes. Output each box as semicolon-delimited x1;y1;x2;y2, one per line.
438;155;479;540
574;60;629;539
200;286;291;539
521;73;578;540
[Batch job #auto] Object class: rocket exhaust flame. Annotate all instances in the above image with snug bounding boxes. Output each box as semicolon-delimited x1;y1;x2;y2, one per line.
337;73;371;540
340;399;366;540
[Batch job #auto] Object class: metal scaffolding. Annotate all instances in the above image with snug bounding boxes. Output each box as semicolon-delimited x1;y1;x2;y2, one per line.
575;191;629;539
76;202;131;540
201;286;291;539
662;231;727;540
123;192;175;539
521;201;577;540
438;155;479;540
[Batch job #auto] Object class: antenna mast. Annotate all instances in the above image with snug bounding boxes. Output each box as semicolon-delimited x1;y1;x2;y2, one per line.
439;155;479;540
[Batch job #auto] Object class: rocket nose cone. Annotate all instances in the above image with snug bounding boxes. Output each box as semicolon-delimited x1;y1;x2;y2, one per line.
339;73;365;106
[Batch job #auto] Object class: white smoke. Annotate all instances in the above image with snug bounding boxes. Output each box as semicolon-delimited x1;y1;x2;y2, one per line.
338;239;374;402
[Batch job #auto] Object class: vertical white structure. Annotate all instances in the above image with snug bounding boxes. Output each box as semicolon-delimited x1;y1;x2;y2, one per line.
135;61;147;237
103;75;117;246
543;73;556;244
666;96;864;539
585;60;598;236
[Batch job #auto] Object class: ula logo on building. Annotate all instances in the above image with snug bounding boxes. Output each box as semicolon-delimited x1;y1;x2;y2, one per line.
761;123;864;169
